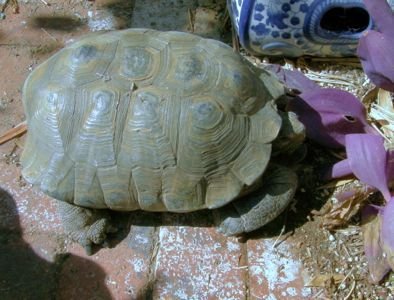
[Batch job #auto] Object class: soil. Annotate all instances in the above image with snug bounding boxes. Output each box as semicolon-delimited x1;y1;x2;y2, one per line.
0;0;393;299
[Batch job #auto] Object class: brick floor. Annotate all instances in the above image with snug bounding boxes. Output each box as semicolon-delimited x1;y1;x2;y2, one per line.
0;1;313;299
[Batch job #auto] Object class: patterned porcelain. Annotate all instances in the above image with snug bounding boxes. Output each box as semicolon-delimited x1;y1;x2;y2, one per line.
229;0;394;56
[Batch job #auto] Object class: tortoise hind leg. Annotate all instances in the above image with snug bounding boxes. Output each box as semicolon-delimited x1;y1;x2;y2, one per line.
57;201;115;254
215;165;297;236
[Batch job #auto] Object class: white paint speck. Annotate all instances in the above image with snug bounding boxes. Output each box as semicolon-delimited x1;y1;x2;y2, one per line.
286;287;297;296
87;10;117;31
173;288;188;300
155;227;246;299
134;233;150;245
266;294;277;300
128;258;146;273
226;240;241;252
249;239;312;298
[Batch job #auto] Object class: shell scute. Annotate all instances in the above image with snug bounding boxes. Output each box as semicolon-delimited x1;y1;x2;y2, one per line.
50;41;119;87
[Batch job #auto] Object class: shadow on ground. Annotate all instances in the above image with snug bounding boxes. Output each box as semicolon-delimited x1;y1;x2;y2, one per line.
29;0;136;33
0;187;112;299
30;15;85;31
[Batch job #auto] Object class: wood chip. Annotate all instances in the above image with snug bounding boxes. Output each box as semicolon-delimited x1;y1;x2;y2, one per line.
305;273;345;287
0;121;27;146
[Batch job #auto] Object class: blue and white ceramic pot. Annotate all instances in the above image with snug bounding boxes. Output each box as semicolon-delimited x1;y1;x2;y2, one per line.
228;0;394;57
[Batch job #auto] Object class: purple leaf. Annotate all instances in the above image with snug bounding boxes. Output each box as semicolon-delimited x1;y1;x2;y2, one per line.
345;133;391;201
288;88;373;148
358;31;394;92
263;64;319;93
324;158;353;180
357;0;394;92
362;205;391;283
363;0;394;34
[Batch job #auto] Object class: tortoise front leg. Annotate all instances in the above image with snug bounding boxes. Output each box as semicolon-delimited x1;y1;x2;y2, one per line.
57;201;115;254
215;165;297;236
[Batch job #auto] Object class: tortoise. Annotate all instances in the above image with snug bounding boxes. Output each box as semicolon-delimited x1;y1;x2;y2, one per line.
21;29;304;253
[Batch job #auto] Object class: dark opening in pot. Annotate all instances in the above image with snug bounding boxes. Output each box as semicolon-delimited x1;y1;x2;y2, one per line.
320;7;370;33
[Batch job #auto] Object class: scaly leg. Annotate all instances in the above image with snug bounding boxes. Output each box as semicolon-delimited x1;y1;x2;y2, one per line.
57;201;115;254
215;165;297;235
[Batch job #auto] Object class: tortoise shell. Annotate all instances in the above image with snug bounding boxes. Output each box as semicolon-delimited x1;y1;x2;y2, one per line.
21;29;282;212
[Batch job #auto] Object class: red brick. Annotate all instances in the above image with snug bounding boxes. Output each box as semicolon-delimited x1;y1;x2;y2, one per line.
152;226;248;299
247;238;312;299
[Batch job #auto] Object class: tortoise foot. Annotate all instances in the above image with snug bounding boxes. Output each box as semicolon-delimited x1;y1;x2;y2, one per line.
215;165;297;236
57;201;116;255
